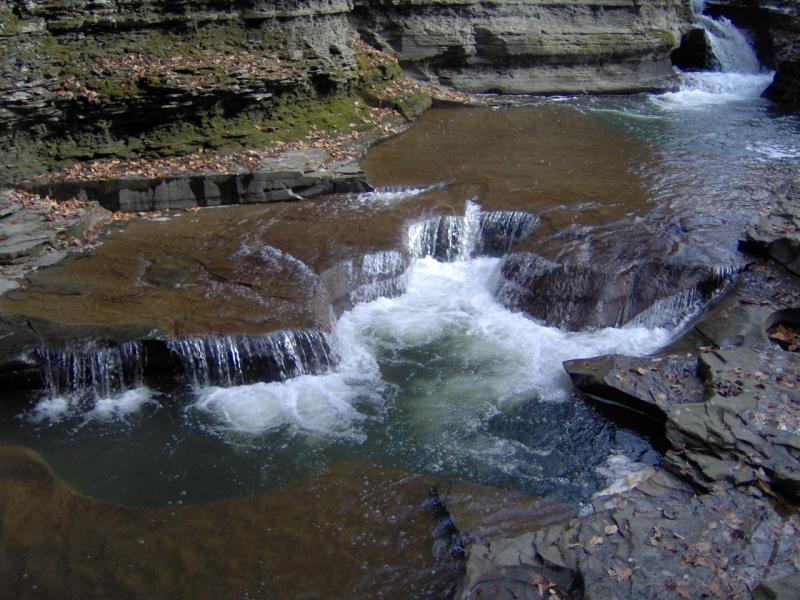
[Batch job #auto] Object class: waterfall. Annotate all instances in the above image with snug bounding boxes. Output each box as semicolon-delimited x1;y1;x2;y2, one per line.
167;330;337;387
477;210;541;256
493;253;742;332
696;14;761;73
349;250;408;304
626;264;741;330
662;0;774;104
36;342;149;418
406;200;539;261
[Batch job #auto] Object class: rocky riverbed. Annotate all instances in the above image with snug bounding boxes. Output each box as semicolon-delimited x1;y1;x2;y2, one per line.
2;0;800;598
457;183;800;600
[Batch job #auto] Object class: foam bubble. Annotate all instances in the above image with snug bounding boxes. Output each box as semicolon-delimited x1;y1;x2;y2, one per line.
594;453;655;499
190;373;378;442
89;388;155;421
29;396;73;423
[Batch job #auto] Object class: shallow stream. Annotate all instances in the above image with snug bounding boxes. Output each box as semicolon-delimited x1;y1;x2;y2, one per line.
3;26;800;597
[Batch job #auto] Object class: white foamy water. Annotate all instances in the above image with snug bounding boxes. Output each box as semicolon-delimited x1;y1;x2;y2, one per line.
655;3;774;110
348;185;443;207
30;387;155;423
746;142;800;160
190;256;673;439
653;72;774;109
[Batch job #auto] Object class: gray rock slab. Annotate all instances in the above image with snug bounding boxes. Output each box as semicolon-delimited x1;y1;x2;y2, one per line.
564;354;705;422
742;181;800;275
459;470;800;600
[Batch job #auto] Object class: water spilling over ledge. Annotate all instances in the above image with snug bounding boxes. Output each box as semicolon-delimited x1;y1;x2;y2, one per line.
167;330;337;387
0;80;797;596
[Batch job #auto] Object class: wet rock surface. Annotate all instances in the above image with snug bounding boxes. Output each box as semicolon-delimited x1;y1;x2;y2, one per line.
0;447;464;599
459;194;800;599
742;180;800;275
494;215;746;331
0;188;110;292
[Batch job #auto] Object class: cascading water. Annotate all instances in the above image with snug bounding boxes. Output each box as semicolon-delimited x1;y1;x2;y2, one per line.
662;0;774;105
167;330;337;387
18;194;713;506
406;200;540;261
34;342;151;421
693;0;761;74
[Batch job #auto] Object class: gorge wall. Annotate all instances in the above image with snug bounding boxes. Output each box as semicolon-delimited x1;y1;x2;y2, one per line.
0;0;694;183
352;0;692;94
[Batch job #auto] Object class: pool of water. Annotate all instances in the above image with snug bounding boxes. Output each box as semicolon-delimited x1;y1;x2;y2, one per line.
2;64;800;599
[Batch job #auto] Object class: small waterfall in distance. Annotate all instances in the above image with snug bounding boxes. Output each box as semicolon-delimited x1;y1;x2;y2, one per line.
406;200;540;261
693;0;761;73
669;0;775;102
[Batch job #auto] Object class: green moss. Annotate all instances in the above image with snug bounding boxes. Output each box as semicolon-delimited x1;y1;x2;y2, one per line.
393;90;433;121
659;30;678;48
0;4;21;34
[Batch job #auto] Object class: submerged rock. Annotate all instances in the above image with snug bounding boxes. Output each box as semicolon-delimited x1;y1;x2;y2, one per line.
0;448;463;599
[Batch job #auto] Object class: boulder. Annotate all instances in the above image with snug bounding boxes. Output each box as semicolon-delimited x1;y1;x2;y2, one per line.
564;354;705;423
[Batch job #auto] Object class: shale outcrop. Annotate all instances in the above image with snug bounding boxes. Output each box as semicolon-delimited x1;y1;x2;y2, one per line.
0;0;697;183
353;0;691;94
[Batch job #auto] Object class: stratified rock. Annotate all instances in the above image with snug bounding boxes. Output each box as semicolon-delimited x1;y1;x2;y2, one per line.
742;181;800;275
459;470;800;600
353;0;690;94
0;0;368;183
667;347;800;500
564;354;705;422
23;168;369;212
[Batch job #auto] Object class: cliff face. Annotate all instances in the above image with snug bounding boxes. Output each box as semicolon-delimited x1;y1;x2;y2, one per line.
352;0;692;94
0;0;694;183
0;0;373;182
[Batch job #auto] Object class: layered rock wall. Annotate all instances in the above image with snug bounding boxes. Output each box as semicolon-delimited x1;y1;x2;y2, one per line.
0;0;695;183
352;0;692;93
0;0;368;182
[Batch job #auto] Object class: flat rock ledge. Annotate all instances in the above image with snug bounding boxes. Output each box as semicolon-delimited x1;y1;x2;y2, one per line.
0;188;111;295
455;195;800;599
20;160;369;213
